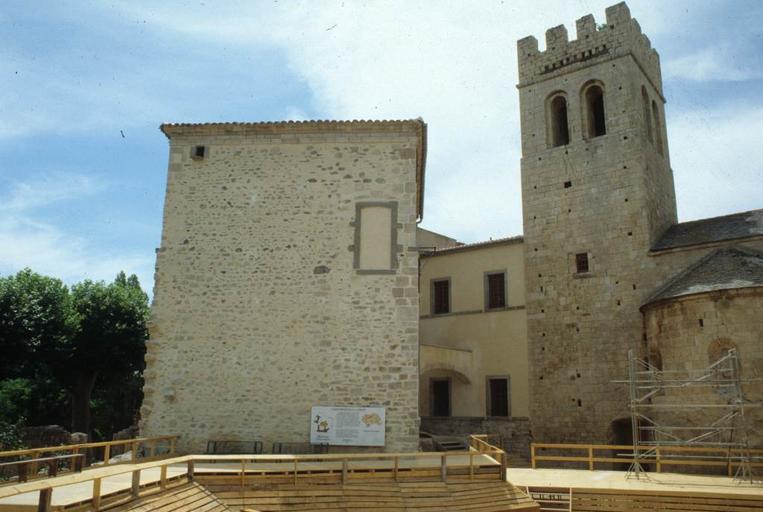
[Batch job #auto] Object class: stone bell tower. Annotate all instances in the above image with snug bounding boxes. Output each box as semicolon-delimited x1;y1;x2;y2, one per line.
517;2;677;443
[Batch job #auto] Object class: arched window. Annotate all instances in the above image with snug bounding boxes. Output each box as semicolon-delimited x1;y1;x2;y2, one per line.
651;100;664;155
583;83;606;138
547;93;570;147
641;86;653;143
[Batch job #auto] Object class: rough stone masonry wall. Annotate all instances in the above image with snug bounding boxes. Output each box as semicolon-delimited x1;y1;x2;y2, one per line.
518;2;678;445
421;417;531;461
140;125;421;453
644;289;763;451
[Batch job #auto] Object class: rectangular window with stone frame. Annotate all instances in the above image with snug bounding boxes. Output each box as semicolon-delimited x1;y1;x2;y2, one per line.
484;270;507;310
431;278;450;315
575;252;590;274
486;376;510;417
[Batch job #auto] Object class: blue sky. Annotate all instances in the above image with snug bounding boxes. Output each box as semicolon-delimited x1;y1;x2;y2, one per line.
1;1;762;294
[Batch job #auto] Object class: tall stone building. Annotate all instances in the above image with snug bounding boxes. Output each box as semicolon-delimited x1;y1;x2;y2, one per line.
139;2;762;454
140;120;426;453
516;2;763;445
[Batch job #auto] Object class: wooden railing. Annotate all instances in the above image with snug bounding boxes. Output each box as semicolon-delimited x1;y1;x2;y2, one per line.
531;442;763;475
0;435;508;511
0;435;178;484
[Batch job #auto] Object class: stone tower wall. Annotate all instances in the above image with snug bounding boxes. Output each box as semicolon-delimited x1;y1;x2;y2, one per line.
518;3;678;443
140;122;422;453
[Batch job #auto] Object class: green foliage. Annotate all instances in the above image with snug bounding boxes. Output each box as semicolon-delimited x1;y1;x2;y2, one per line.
0;269;73;378
0;269;149;439
0;418;25;451
0;378;32;419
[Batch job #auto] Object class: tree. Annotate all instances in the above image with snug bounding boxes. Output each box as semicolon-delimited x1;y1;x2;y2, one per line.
0;269;73;379
0;270;74;427
64;273;149;434
0;269;149;437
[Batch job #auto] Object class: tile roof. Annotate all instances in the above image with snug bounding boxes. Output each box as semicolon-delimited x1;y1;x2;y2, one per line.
421;235;524;256
642;247;763;308
652;209;763;252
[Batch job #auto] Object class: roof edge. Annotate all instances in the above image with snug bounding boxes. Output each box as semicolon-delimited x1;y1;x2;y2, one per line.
641;246;763;310
421;235;525;257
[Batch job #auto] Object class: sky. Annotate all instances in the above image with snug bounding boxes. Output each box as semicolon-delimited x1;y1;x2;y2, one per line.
1;0;762;294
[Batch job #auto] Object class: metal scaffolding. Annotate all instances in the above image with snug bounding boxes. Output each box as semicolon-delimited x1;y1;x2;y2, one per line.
623;348;761;483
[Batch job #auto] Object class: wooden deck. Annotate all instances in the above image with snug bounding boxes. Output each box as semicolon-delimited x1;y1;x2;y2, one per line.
108;482;230;512
508;467;763;511
0;445;512;511
209;481;538;511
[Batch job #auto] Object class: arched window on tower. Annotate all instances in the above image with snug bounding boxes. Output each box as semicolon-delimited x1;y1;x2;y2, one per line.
547;93;570;147
641;86;653;143
582;82;606;138
651;100;664;155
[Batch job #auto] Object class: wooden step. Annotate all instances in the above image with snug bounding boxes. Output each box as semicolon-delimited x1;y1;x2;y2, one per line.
205;480;539;512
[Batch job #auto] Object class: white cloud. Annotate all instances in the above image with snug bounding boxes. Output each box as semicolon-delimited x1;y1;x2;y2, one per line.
106;0;757;241
0;172;104;212
4;0;759;248
664;46;761;83
0;173;154;290
668;104;763;221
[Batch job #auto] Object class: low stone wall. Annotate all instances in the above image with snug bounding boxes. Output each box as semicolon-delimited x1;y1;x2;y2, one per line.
421;416;531;460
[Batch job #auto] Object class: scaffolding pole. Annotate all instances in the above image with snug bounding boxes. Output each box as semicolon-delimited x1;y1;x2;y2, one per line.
622;348;760;483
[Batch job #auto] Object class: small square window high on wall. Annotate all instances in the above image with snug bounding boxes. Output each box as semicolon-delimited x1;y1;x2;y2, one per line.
575;252;590;274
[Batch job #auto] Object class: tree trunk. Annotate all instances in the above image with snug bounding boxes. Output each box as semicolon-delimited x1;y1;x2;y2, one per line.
71;372;98;435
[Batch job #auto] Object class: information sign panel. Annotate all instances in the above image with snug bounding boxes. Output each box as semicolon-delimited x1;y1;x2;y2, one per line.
310;406;385;446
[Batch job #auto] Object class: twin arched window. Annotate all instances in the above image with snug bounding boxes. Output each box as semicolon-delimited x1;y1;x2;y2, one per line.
547;81;607;148
548;93;570;147
582;82;606;138
642;85;665;156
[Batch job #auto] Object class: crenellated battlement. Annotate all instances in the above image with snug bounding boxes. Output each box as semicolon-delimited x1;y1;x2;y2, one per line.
517;2;662;94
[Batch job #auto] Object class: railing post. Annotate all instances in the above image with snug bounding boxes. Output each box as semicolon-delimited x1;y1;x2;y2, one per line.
588;446;594;470
92;477;102;510
469;453;474;480
149;440;157;458
71;448;80;472
440;454;447;483
187;460;195;481
393;456;399;481
342;459;348;485
500;451;507;482
19;461;30;483
293;459;298;485
656;447;662;473
131;441;138;463
30;450;41;477
531;443;536;469
160;465;168;488
103;444;111;465
37;488;52;512
131;470;140;497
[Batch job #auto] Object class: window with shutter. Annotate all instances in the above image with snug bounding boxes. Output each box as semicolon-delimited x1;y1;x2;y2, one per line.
431;279;450;315
485;272;506;310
